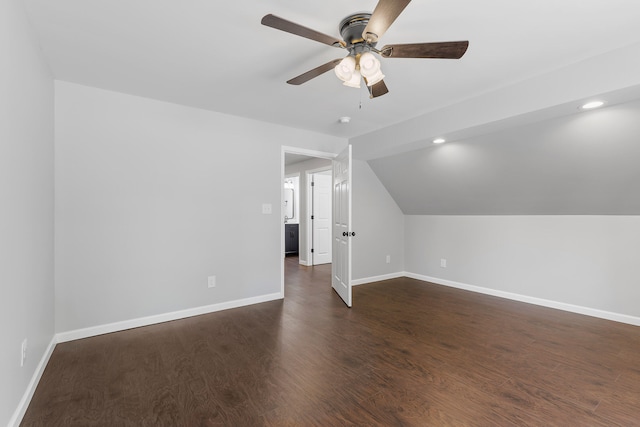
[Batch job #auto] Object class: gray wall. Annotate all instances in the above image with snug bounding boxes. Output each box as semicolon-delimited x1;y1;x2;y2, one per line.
54;81;345;333
0;0;55;425
405;215;640;319
352;160;405;282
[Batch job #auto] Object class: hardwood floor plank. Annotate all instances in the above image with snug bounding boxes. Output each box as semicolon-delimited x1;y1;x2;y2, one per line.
21;257;640;426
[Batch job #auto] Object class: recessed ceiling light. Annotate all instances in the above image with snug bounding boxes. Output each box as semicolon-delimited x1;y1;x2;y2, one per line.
581;101;605;110
433;138;446;144
339;116;351;124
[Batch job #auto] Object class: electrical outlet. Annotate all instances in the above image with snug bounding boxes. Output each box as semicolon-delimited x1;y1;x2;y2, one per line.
208;276;216;288
440;258;447;268
386;255;391;264
21;339;27;367
262;203;272;214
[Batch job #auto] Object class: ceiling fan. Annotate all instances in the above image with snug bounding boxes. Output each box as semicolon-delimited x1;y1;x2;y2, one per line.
261;0;469;98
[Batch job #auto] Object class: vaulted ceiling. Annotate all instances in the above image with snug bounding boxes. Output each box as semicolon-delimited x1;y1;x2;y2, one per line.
23;1;640;214
23;0;640;143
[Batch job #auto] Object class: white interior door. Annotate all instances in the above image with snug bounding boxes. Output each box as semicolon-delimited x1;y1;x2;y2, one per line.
312;171;332;265
332;145;352;307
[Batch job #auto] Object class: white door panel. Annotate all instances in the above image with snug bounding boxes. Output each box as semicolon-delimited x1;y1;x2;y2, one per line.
312;172;332;265
332;145;352;307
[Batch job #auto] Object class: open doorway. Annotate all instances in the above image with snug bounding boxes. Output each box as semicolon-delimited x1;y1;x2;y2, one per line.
281;147;336;297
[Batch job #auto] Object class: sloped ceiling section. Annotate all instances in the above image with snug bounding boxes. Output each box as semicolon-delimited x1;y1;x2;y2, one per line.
22;0;640;139
368;98;640;215
351;41;640;161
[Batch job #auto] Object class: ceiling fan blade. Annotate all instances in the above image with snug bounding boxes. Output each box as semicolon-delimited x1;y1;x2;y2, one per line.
287;59;343;85
363;0;411;43
262;14;345;48
366;79;390;98
380;41;469;59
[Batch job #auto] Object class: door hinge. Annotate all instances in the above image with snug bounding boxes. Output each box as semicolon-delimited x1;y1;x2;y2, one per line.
311;215;314;220
311;249;314;253
311;181;315;186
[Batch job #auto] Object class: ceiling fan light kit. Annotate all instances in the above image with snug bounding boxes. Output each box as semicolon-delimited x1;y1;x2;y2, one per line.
359;52;385;86
335;56;357;81
262;0;469;98
342;69;362;88
335;52;384;88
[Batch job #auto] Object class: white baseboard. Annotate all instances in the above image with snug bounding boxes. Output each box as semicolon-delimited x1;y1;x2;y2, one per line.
9;336;57;427
56;292;284;343
12;275;637;426
405;272;640;327
298;259;311;266
351;272;405;286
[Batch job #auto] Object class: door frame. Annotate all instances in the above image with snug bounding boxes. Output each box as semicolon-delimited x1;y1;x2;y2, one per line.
281;146;337;298
305;167;332;266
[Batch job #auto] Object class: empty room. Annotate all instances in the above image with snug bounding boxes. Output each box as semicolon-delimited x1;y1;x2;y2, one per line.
3;0;640;425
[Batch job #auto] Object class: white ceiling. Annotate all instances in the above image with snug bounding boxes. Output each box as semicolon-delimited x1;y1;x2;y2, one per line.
23;0;640;140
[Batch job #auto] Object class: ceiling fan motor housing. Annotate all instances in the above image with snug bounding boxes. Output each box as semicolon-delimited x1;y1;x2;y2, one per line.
339;13;377;53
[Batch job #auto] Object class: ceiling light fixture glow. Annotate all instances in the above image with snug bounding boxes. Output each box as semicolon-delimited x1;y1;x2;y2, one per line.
334;56;356;82
433;138;446;144
343;69;362;88
581;101;605;110
335;52;385;88
359;52;385;86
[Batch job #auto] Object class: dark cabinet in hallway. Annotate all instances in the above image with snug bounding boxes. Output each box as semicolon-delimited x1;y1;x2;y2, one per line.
285;223;299;255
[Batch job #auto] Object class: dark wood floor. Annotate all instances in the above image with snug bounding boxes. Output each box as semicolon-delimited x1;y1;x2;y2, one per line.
22;257;640;426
